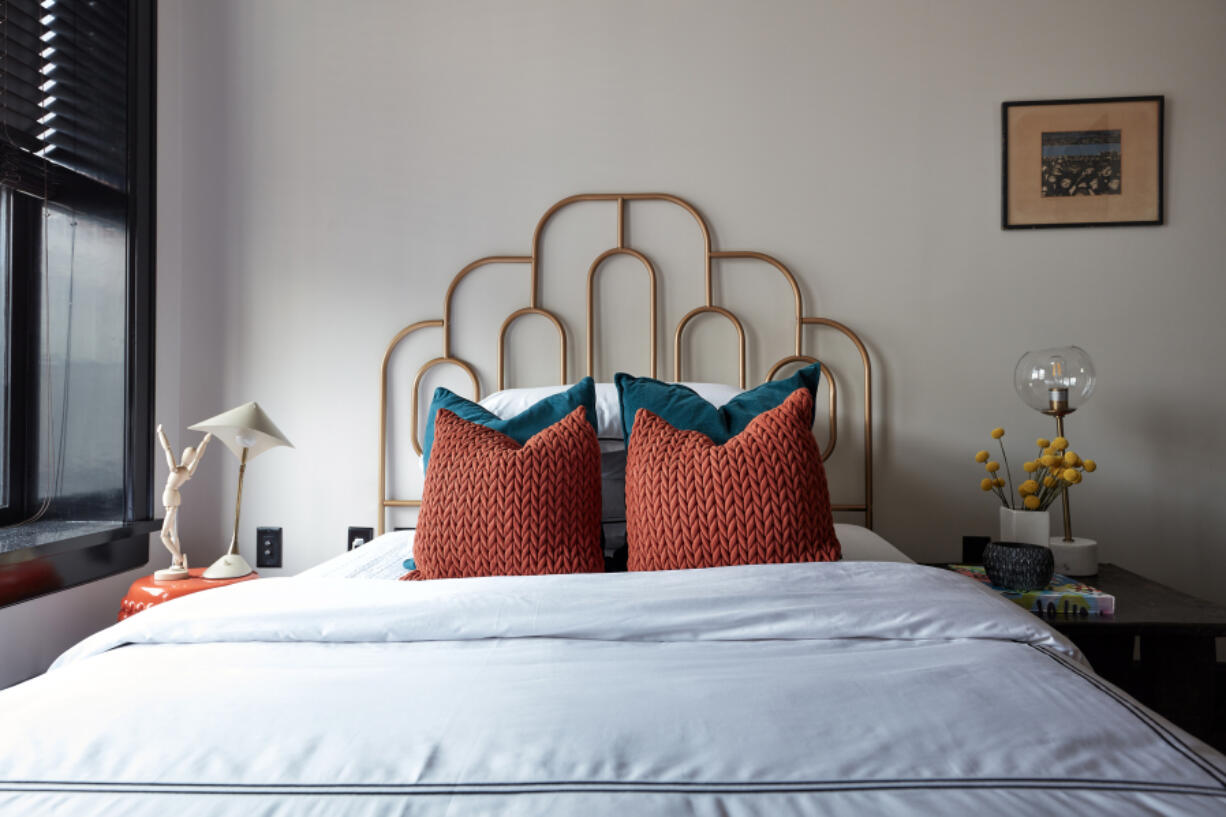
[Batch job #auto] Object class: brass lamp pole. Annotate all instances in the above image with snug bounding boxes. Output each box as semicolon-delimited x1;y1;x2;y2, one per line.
190;402;293;579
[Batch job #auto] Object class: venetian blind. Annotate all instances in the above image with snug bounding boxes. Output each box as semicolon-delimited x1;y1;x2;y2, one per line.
1;0;128;196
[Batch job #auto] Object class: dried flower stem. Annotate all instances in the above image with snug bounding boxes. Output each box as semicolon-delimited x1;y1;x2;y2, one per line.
997;438;1016;510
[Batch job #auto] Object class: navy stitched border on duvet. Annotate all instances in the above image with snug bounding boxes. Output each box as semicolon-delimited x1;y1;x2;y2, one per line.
1029;643;1226;787
3;778;1225;799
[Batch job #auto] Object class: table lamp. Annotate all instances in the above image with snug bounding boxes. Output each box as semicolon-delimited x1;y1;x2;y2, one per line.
1014;346;1096;569
189;402;293;579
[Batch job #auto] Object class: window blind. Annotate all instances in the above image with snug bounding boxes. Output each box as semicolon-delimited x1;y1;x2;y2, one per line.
1;0;128;196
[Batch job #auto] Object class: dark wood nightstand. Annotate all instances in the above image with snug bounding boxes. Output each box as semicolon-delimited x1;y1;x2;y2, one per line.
940;561;1226;751
1041;564;1226;751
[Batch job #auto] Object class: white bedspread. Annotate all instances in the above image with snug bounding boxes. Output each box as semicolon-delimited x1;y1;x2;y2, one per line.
2;562;1224;815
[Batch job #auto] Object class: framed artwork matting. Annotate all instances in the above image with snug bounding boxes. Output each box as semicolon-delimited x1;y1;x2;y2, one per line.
1002;96;1164;229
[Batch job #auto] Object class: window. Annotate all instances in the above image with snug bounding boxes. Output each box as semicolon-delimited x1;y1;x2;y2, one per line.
0;0;155;606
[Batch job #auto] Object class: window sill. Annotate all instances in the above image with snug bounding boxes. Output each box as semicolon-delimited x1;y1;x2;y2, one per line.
0;519;161;610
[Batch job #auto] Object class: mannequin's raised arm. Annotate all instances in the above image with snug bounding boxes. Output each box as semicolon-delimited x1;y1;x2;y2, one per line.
187;432;213;476
156;424;176;471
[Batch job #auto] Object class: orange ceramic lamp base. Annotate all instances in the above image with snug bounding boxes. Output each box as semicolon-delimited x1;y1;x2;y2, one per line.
118;567;258;621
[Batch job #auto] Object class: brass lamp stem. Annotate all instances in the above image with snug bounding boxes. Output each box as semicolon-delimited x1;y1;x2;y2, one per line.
1055;415;1072;542
229;447;248;555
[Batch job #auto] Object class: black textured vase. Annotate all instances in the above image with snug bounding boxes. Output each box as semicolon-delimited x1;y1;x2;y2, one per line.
983;541;1055;591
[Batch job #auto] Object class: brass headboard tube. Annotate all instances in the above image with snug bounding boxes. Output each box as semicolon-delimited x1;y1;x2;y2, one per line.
766;354;837;462
712;251;805;356
673;305;748;389
497;307;568;391
408;356;482;455
378;320;438;535
586;247;658;379
442;256;532;357
530;193;715;308
801;316;873;529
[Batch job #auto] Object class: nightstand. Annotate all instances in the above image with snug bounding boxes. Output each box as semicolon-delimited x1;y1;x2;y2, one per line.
1041;564;1226;751
940;561;1226;751
118;567;258;621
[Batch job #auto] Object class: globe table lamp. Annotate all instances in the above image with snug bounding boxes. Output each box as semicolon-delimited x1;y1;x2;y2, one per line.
189;402;293;579
1013;346;1095;545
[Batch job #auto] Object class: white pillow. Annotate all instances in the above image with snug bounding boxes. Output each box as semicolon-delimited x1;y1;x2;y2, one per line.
479;381;744;441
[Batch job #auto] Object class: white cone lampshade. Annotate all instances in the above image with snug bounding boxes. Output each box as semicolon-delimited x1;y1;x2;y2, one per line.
189;401;293;459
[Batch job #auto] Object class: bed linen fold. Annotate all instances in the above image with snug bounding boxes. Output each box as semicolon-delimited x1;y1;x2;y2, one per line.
52;562;1078;668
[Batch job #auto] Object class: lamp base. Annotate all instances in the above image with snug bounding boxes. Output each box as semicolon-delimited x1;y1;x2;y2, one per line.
202;552;254;580
153;565;190;581
1049;536;1098;577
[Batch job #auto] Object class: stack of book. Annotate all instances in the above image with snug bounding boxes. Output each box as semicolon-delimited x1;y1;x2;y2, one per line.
949;564;1115;616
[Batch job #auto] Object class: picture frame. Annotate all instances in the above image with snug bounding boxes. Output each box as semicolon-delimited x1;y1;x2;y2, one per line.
1002;96;1164;229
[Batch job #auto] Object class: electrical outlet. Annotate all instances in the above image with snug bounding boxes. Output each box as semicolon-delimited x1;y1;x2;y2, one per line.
348;526;374;550
256;527;282;568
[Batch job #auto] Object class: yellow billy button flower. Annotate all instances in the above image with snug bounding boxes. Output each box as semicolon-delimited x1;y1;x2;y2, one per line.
1042;446;1057;456
1036;438;1051;449
1052;437;1069;450
1022;461;1038;473
1023;494;1041;510
1082;459;1097;472
985;461;1000;473
1062;468;1081;484
994;478;1006;488
975;450;990;463
1041;454;1061;469
1043;475;1057;487
980;478;993;491
1019;479;1039;495
1063;451;1080;467
990;427;1005;439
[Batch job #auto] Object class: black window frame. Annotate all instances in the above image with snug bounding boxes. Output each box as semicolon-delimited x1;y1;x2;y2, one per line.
0;0;158;609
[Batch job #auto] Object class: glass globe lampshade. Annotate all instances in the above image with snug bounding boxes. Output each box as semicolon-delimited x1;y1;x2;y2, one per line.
1013;346;1096;417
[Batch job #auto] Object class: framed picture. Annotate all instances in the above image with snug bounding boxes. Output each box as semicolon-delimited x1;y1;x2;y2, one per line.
1002;96;1164;229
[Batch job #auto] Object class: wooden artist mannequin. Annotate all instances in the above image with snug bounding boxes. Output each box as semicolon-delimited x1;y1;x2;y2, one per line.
155;425;212;581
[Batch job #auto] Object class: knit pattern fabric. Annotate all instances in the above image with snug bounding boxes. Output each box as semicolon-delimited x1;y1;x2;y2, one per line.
625;388;840;571
401;405;604;580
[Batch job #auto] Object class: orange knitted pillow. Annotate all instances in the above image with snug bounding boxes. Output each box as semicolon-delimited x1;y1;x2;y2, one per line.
625;387;840;571
401;405;603;580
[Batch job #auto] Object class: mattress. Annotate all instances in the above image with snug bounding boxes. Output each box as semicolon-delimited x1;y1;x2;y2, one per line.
298;523;914;581
1;559;1223;815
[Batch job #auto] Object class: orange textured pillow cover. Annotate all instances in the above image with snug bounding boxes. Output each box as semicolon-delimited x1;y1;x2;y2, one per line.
625;387;840;571
401;405;604;580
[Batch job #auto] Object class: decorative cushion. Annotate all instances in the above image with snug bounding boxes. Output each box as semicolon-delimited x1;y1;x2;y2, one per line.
421;377;597;472
403;405;604;580
615;363;822;446
625;388;840;571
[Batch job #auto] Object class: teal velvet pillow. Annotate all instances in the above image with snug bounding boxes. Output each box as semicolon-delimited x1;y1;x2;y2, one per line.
614;363;822;445
421;376;597;472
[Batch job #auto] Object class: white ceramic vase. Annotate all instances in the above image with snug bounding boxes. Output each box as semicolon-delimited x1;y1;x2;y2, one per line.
998;507;1051;547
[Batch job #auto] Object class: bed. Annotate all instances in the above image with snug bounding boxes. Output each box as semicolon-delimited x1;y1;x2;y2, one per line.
1;193;1224;815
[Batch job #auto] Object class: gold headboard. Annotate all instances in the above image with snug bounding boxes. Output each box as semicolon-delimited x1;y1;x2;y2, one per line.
378;193;872;534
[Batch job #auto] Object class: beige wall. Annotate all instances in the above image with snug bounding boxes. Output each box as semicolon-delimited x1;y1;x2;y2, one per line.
7;0;1225;686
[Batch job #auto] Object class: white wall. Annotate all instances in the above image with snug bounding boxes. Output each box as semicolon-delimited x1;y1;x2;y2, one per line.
155;0;1226;604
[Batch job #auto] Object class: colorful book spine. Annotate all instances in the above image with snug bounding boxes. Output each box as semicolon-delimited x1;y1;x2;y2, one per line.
949;564;1115;616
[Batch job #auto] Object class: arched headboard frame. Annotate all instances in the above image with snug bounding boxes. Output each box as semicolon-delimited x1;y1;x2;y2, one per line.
378;193;873;534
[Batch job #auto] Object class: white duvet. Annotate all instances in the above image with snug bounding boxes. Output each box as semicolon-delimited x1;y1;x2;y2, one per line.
2;561;1224;816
